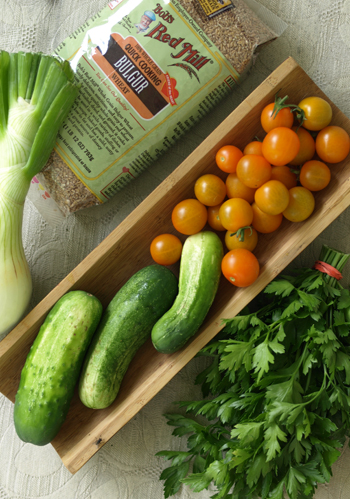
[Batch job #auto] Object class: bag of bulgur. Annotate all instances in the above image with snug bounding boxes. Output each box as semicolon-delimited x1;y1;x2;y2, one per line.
35;0;284;216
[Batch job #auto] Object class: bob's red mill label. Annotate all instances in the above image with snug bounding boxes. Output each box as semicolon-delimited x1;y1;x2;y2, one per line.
196;0;234;18
92;34;179;119
38;0;278;214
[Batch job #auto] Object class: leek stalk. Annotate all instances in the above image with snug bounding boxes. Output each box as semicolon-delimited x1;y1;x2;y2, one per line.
0;51;79;340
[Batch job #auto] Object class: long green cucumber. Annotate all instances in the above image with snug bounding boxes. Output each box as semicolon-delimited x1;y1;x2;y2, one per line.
13;290;103;446
151;231;223;354
78;264;178;409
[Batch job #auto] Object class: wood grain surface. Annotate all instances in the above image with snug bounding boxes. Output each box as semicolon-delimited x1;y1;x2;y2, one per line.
1;56;350;473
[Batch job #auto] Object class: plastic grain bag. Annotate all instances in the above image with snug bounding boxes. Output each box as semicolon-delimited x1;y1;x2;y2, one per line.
32;0;285;216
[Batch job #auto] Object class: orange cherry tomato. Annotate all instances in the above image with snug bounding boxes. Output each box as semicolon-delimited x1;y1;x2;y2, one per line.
243;141;264;156
225;172;256;203
172;199;208;235
194;174;226;206
270;165;298;190
289;126;316;166
219;198;253;232
283;186;315;222
262;127;300;166
261;102;294;133
299;160;331;191
221;248;260;287
207;204;226;232
215;145;243;173
225;226;258;252
150;234;183;266
252;202;283;234
298;96;332;131
315;126;350;163
254;180;290;215
236;154;272;189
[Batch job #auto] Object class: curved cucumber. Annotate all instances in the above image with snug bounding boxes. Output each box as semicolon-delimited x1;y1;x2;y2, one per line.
78;265;178;409
14;290;103;446
151;231;223;354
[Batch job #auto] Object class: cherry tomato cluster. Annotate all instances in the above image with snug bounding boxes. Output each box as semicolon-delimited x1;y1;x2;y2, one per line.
150;94;350;288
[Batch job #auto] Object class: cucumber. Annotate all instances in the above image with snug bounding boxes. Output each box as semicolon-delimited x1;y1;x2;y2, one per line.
13;290;103;446
151;231;223;354
78;264;178;409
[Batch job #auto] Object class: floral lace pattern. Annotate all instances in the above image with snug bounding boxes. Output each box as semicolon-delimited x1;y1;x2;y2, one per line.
1;0;350;497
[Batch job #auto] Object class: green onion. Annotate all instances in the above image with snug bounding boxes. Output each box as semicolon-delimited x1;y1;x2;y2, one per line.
0;50;79;340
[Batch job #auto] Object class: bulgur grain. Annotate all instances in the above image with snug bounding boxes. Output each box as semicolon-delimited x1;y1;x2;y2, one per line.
40;0;276;215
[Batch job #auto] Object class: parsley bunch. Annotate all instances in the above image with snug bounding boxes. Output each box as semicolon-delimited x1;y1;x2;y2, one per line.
157;245;350;499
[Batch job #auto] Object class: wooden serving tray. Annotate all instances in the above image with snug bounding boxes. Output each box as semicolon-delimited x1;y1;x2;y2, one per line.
1;57;350;474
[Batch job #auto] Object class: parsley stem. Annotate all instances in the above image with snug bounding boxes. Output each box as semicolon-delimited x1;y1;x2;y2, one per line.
305;364;312;393
301;366;327;406
318;245;350;287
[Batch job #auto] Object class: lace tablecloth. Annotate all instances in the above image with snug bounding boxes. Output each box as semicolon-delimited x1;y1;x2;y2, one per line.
1;0;350;498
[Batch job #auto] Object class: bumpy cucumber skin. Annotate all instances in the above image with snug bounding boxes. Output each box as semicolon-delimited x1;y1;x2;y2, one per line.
14;290;103;446
151;231;223;354
78;265;178;409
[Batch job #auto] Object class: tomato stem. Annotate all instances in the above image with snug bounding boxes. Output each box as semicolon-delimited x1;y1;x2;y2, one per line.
272;91;306;127
289;166;301;180
229;226;253;242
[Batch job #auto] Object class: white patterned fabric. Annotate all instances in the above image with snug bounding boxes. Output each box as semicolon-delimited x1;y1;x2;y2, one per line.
1;0;350;498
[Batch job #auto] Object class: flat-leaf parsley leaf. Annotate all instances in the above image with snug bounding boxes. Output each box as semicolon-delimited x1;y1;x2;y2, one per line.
157;245;350;498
